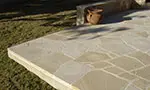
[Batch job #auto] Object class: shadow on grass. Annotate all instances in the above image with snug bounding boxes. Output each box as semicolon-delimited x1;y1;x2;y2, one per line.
0;0;149;27
4;11;77;27
0;0;76;20
0;0;103;20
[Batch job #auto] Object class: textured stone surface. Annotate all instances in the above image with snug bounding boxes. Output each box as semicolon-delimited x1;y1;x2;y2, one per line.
75;52;111;63
8;9;150;90
119;72;137;81
122;33;150;52
73;70;127;90
133;79;150;90
44;34;67;40
61;40;87;58
91;61;112;69
101;37;135;55
126;85;141;90
129;51;150;65
54;61;93;84
104;66;125;75
110;56;144;71
131;66;150;80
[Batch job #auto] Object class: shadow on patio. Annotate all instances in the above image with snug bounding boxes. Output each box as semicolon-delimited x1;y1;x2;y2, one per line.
62;25;131;40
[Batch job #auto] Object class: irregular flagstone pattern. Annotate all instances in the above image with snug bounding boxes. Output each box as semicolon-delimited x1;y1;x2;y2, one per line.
119;72;138;81
110;56;144;71
54;61;93;84
73;70;128;90
133;79;150;90
75;52;111;63
91;61;113;69
104;66;125;75
8;9;150;90
131;66;150;80
128;51;150;65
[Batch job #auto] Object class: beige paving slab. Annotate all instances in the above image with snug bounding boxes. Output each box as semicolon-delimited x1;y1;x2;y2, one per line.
119;72;138;81
100;37;136;55
73;70;128;90
133;79;150;90
34;53;73;73
91;61;113;69
121;32;150;52
110;56;144;71
147;51;150;56
44;33;67;40
125;85;141;90
54;61;93;84
61;40;87;59
8;9;150;90
129;51;150;65
136;31;149;38
104;66;125;75
75;52;111;63
131;66;150;81
126;17;150;26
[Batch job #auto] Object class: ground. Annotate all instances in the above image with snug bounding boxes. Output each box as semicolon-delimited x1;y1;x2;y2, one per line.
0;0;77;90
8;8;150;90
7;5;150;90
1;0;150;90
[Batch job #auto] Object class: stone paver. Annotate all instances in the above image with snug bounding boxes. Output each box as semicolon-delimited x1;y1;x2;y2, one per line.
136;31;149;38
61;40;87;59
122;33;150;52
54;61;93;84
133;79;150;90
8;9;150;90
101;37;136;55
91;61;113;69
104;66;125;75
44;34;67;40
34;53;73;73
110;56;144;71
75;52;111;63
129;51;150;65
119;72;138;81
126;85;141;90
73;70;128;90
131;66;150;80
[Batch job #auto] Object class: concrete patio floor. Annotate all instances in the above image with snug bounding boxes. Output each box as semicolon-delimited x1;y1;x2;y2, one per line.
8;8;150;90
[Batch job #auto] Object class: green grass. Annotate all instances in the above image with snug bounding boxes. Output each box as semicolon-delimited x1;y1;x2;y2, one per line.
0;0;76;89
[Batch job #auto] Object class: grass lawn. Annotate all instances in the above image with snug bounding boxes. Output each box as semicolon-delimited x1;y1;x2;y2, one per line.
0;0;77;89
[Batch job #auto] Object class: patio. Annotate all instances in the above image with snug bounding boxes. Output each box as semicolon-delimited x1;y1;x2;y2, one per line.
8;8;150;90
